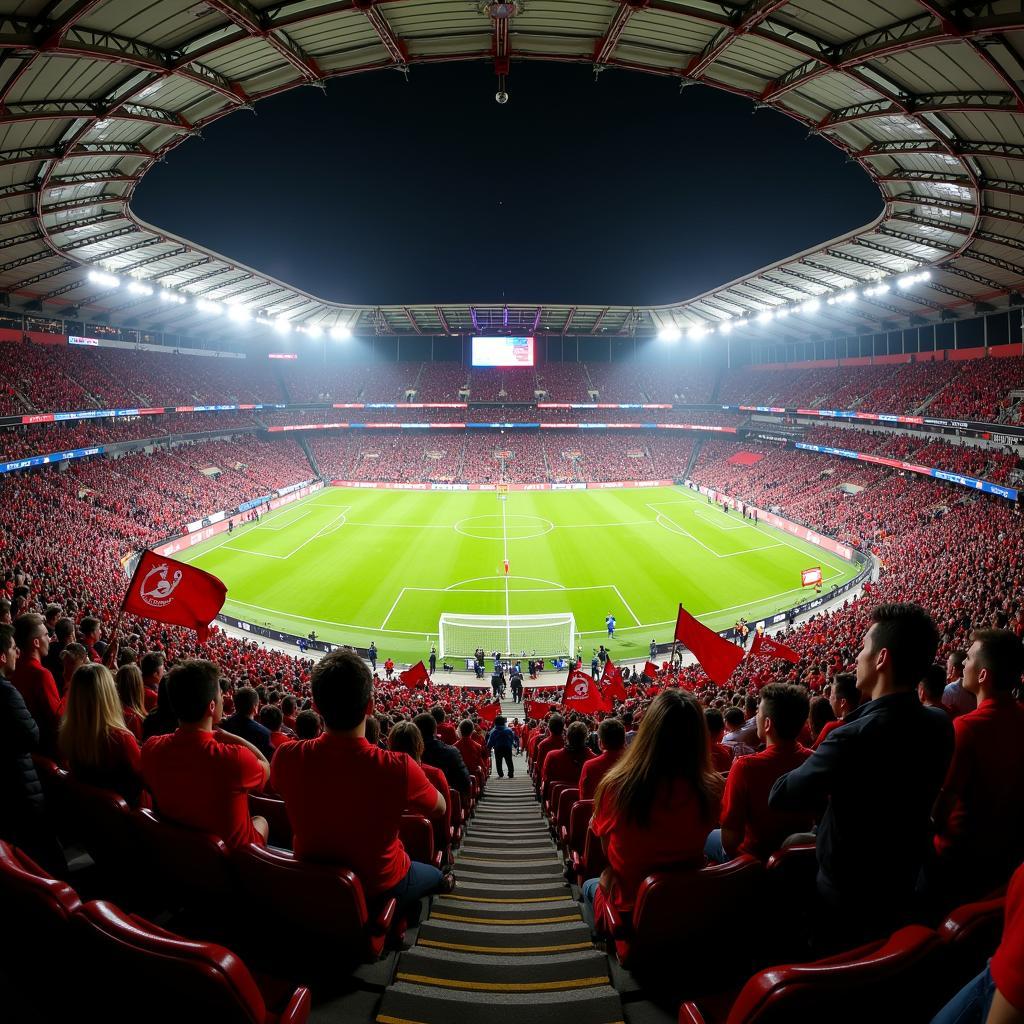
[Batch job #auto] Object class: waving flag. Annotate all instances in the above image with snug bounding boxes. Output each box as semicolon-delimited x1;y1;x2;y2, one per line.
526;699;558;720
801;566;823;587
674;604;744;686
563;668;612;715
748;631;801;664
642;661;659;680
601;658;627;702
477;702;501;726
399;660;430;690
122;550;226;643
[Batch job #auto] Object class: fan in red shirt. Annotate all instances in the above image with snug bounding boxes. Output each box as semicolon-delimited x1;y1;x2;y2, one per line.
813;672;860;749
704;708;734;774
542;721;595;787
582;691;723;929
535;714;565;779
141;659;270;850
140;651;165;713
271;649;452;909
11;613;62;758
432;706;459;746
455;718;486;774
930;629;1024;906
579;717;626;800
705;683;814;862
388;721;452;866
61;662;145;808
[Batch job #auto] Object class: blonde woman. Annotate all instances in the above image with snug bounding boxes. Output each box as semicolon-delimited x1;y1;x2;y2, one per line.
60;662;145;807
115;663;147;742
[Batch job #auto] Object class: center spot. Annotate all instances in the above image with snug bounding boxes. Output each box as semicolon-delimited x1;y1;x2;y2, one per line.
454;514;554;541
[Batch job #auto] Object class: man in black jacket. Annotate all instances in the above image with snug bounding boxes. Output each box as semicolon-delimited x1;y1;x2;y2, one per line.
0;623;65;875
769;602;954;951
414;712;471;796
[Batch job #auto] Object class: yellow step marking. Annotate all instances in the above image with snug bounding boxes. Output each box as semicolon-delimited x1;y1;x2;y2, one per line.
395;973;608;993
439;895;569;904
417;938;592;954
430;912;580;925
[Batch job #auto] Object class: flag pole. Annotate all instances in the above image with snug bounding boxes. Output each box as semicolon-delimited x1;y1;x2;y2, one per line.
669;603;681;680
105;548;148;666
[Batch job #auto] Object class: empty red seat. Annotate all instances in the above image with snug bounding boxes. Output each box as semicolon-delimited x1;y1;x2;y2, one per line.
133;807;235;909
679;924;943;1024
232;842;397;968
553;786;579;844
564;797;593;869
71;900;310;1024
937;895;1006;996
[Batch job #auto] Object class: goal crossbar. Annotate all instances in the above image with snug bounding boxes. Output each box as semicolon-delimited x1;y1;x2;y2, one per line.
439;612;575;660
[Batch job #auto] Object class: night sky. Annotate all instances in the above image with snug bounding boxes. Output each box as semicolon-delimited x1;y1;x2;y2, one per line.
135;62;881;308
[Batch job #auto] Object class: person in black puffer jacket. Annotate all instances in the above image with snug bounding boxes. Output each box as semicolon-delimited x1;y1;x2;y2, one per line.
0;622;65;875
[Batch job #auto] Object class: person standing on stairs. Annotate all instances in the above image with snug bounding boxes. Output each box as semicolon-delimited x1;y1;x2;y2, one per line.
486;714;518;779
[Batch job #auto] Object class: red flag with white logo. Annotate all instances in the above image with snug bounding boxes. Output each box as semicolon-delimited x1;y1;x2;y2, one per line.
121;549;226;643
563;668;612;715
748;631;801;664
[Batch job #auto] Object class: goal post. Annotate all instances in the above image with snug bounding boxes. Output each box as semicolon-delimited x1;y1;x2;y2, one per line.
439;612;575;660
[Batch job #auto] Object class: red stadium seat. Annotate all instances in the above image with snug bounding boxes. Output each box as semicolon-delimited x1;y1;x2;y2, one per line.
133;807;235;910
564;798;593;870
544;780;568;820
552;786;579;841
762;843;818;964
249;793;293;849
232;843;397;968
602;857;765;988
937;895;1006;996
679;925;943;1024
449;790;464;848
70;900;310;1024
400;814;442;870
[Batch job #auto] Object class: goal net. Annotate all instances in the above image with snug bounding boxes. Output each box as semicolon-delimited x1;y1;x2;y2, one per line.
439;612;575;660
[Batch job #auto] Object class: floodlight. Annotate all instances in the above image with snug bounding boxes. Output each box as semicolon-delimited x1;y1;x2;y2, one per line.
274;317;292;334
330;324;352;341
227;304;251;322
305;324;323;338
127;281;153;296
658;324;682;342
196;298;222;314
87;270;120;288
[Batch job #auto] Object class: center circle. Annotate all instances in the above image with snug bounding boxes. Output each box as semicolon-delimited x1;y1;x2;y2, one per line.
453;514;555;541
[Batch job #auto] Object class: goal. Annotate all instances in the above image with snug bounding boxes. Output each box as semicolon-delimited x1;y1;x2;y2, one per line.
439;612;575;660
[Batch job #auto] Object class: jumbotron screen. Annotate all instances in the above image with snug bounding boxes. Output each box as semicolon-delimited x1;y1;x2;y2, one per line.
471;336;535;367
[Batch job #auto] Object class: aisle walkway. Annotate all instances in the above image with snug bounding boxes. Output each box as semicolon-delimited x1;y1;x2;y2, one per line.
376;704;624;1024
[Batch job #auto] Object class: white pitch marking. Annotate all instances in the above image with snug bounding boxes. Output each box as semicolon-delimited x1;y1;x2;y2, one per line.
380;588;407;629
611;584;642;627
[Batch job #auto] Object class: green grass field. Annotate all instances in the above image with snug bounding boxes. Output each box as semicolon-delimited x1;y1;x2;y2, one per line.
179;485;860;663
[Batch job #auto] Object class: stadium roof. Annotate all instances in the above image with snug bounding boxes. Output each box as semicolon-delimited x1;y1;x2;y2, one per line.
1;0;1023;343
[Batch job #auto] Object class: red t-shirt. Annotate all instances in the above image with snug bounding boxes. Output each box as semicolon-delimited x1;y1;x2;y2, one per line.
270;733;438;895
536;734;564;774
579;748;623;800
143;686;158;712
141;729;266;850
934;696;1024;871
592;777;720;913
71;727;144;807
710;741;733;774
122;706;144;742
438;723;458;746
720;742;814;859
420;761;451;846
992;861;1024;1011
455;736;484;774
12;656;62;757
542;746;594;787
813;717;844;749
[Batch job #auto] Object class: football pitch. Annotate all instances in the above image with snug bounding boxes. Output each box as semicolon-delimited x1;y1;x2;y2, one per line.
179;485;861;664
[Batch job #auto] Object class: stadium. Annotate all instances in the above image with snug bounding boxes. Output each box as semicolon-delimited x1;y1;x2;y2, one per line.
1;2;1023;1023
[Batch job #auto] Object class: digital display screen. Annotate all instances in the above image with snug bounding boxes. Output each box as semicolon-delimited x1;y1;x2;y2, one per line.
472;336;534;367
268;353;298;360
68;336;100;346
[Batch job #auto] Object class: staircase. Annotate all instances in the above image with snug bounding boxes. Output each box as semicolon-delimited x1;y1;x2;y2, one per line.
375;716;624;1024
298;435;323;480
684;436;706;480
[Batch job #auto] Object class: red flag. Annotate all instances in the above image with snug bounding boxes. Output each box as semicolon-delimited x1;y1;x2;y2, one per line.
526;699;558;720
477;701;500;726
674;604;744;686
122;550;226;643
398;660;429;690
645;684;661;698
563;668;612;715
748;631;800;664
642;660;659;680
601;658;626;702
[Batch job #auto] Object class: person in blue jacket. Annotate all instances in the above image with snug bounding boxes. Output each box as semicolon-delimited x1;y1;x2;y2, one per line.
486;715;519;779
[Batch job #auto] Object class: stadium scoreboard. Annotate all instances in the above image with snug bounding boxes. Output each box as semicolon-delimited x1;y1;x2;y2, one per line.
472;336;534;367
